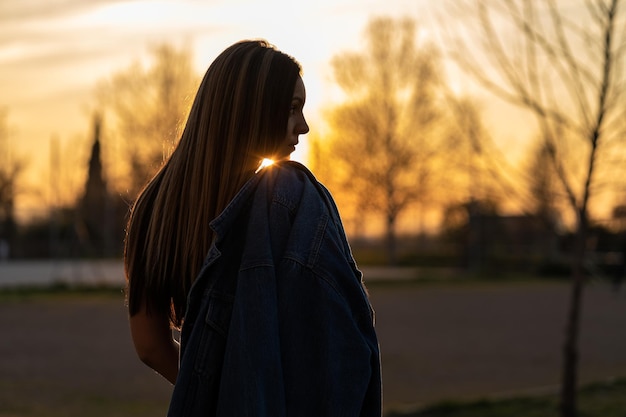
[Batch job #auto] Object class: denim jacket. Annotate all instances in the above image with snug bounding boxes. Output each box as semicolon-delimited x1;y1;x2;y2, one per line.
167;161;382;417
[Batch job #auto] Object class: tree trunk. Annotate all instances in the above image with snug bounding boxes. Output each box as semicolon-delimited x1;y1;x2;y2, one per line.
560;269;584;417
560;214;588;417
386;213;397;266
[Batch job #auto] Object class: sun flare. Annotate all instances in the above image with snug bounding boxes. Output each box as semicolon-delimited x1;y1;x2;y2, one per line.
256;158;275;173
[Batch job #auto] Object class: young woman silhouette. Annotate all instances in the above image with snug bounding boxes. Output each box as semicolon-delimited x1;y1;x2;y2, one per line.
124;39;382;417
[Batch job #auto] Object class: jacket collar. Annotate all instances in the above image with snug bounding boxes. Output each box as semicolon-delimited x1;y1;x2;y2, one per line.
209;170;262;244
209;161;317;244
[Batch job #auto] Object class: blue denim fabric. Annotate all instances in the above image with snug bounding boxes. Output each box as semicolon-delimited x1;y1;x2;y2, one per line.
167;161;382;417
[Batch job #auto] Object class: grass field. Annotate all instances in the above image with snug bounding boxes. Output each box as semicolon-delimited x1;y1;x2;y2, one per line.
387;378;626;417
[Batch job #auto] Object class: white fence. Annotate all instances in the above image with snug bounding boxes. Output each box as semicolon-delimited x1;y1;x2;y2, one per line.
0;259;428;289
0;260;126;288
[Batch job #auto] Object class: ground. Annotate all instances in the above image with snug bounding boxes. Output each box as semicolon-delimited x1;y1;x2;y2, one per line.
0;280;625;416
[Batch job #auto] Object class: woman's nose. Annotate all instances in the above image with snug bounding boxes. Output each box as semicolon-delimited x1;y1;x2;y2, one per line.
298;116;309;135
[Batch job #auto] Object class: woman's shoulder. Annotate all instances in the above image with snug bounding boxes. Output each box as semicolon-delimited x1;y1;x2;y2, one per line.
257;161;329;209
260;160;316;191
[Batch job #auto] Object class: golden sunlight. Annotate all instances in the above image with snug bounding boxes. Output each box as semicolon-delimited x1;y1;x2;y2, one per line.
67;2;181;29
256;158;275;173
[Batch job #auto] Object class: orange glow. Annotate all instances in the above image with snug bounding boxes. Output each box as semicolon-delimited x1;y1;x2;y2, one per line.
256;158;275;173
1;1;604;228
5;0;422;222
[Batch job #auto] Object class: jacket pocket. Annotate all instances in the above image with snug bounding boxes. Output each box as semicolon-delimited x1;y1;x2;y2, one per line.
192;290;234;376
173;291;234;417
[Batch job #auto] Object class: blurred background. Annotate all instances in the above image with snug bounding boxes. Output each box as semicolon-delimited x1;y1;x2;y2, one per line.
1;0;625;271
1;1;626;416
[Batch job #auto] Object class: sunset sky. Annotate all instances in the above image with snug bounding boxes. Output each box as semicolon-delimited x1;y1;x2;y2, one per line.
1;0;549;220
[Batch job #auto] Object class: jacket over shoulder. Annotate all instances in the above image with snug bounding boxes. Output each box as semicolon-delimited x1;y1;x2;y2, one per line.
168;161;382;417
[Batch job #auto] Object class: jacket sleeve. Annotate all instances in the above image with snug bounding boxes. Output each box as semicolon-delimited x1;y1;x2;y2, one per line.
216;165;380;417
275;180;379;417
213;169;291;417
216;265;288;417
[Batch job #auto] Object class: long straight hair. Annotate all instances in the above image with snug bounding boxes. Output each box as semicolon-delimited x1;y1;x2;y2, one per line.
124;40;302;327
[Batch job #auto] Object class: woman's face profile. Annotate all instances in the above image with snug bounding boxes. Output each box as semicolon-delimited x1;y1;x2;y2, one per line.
279;76;309;159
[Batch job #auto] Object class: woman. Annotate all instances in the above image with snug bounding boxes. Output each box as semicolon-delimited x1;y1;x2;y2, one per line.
124;39;381;417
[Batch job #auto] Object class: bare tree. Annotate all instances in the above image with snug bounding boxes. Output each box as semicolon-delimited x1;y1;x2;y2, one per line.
445;96;524;207
444;96;521;270
522;139;566;230
440;1;626;415
98;43;200;198
316;16;447;264
0;109;25;254
613;203;626;232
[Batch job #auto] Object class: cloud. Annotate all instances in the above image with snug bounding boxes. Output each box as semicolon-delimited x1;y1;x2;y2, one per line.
0;0;138;23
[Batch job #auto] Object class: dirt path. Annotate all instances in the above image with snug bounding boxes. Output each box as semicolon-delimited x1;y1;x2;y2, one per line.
369;281;626;410
0;293;173;416
1;281;625;415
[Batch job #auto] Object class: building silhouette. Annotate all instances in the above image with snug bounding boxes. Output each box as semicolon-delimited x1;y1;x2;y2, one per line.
76;113;122;257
